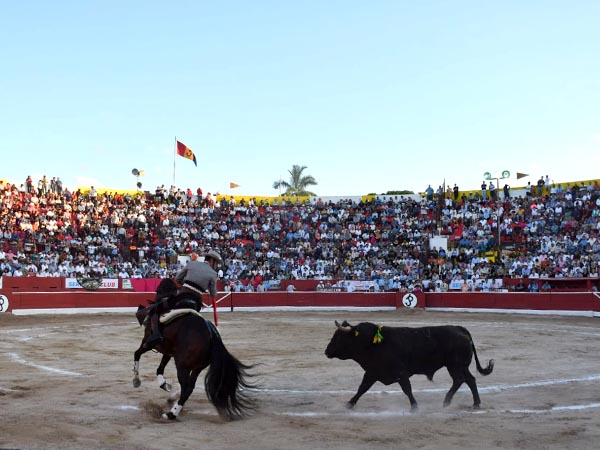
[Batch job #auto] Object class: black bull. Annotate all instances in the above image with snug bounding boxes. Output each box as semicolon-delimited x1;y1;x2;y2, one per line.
325;321;494;411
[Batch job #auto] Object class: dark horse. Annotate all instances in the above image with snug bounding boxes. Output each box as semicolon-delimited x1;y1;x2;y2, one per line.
133;279;255;420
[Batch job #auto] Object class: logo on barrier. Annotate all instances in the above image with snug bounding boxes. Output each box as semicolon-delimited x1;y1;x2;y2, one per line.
0;294;9;313
402;293;418;308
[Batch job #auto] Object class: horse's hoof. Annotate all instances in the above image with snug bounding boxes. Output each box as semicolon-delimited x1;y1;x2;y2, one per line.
160;382;172;392
162;412;177;420
132;378;141;388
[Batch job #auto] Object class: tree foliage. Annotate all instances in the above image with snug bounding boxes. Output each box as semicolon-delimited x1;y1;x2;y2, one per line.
273;164;318;197
367;190;415;196
384;190;414;195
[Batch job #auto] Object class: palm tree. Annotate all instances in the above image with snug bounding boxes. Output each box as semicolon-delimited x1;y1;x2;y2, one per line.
273;164;317;197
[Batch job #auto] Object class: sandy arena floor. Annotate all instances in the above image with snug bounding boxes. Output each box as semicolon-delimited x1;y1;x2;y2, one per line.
1;308;600;450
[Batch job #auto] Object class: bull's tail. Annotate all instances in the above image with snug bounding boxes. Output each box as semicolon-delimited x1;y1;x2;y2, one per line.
458;326;494;376
472;341;494;375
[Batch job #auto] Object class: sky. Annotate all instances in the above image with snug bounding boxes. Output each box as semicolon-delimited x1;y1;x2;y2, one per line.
1;1;599;197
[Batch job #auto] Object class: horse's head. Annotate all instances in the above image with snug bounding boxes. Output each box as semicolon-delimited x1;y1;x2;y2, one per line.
156;278;178;298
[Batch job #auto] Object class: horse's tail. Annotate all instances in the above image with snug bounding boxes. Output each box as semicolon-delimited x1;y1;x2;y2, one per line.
204;323;256;420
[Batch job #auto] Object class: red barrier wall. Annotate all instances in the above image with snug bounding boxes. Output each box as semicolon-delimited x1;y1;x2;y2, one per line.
229;292;401;308
1;276;598;314
1;277;64;291
425;291;600;312
7;292;154;310
129;278;162;293
0;290;424;313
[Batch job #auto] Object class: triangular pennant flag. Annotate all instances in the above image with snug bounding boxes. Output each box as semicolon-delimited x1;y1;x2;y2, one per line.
516;172;529;179
229;182;240;189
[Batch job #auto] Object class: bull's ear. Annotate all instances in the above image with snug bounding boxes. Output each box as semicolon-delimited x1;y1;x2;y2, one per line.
341;320;351;327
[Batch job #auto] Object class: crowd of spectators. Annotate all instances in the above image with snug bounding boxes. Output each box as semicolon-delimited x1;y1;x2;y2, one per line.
1;175;599;292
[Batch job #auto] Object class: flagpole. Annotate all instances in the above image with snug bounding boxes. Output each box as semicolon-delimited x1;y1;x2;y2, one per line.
173;136;176;186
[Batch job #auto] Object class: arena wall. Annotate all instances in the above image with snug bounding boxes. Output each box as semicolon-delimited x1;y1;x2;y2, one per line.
1;277;599;316
426;291;600;315
0;290;413;313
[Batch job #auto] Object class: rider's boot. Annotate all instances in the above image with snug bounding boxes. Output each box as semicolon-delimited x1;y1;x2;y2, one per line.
146;312;163;348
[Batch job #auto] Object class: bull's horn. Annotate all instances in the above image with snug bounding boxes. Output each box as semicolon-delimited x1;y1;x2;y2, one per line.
335;320;352;332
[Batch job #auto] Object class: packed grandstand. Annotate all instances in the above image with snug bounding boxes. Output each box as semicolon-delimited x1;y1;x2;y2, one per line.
0;175;599;293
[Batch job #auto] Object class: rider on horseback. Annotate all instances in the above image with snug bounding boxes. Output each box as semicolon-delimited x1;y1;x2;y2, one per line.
146;250;223;348
175;250;222;308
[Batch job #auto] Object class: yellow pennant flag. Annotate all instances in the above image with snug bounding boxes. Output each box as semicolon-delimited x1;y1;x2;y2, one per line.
229;182;240;189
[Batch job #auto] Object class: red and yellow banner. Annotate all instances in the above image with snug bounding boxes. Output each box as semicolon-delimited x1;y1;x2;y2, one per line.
176;141;197;166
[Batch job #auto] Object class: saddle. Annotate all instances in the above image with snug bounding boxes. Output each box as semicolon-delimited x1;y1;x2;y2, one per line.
159;308;202;325
157;292;203;325
158;309;220;345
173;296;200;311
140;290;202;328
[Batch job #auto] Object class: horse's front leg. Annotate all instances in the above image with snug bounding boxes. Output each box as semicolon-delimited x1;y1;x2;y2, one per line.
133;342;150;388
133;333;151;388
133;318;156;387
156;354;172;392
163;367;201;420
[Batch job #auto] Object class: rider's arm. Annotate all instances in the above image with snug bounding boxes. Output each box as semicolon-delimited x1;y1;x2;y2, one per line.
208;276;217;298
174;266;187;285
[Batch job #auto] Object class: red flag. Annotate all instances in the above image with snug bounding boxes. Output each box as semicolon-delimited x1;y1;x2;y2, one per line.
229;182;240;189
176;141;197;166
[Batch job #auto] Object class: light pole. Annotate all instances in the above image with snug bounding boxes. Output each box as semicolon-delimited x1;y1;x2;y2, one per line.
483;170;510;256
132;168;145;192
